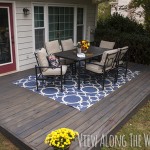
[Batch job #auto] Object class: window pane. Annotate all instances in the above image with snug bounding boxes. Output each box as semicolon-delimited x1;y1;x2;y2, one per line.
35;29;45;49
60;15;64;22
49;23;54;30
49;15;54;22
77;26;83;42
34;6;44;28
77;8;83;24
60;7;64;14
48;6;74;41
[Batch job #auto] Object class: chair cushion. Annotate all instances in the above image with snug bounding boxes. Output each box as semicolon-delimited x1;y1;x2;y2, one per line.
37;48;49;72
45;40;61;55
61;39;75;51
42;65;68;76
99;40;115;49
86;63;103;74
100;49;119;66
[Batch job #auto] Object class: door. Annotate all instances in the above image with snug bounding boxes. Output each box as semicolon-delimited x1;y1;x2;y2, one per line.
0;3;16;74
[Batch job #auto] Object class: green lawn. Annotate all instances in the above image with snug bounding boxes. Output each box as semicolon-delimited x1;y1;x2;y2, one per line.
102;100;150;150
0;101;149;150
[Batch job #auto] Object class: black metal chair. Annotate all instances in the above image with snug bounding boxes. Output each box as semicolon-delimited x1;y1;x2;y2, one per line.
34;48;67;92
85;49;119;90
117;46;129;77
60;39;77;74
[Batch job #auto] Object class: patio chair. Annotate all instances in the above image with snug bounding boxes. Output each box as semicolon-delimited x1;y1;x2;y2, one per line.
45;40;61;55
61;38;77;73
85;49;119;90
45;40;66;65
99;40;115;49
117;46;129;77
34;48;67;92
61;38;76;51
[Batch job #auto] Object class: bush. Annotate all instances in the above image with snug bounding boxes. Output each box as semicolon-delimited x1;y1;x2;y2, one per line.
95;14;150;65
97;13;147;35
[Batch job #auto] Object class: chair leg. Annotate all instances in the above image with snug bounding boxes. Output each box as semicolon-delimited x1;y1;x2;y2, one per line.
35;66;38;91
60;75;63;92
63;74;66;84
71;64;74;75
74;62;76;74
84;60;86;84
125;63;128;77
102;73;106;90
114;68;118;84
36;79;38;91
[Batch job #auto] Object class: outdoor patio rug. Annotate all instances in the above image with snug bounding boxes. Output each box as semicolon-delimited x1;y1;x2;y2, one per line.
13;68;140;111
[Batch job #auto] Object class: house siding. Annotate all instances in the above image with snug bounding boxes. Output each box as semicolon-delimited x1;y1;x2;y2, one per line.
0;0;97;71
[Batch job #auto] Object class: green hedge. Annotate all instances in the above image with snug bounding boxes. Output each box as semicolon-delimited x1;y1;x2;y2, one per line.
95;14;150;65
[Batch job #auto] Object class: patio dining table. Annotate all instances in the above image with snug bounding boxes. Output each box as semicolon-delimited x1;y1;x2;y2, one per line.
54;46;108;90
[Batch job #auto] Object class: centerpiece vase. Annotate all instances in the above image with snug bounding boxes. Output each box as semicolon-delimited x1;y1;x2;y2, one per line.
81;48;88;53
77;47;81;54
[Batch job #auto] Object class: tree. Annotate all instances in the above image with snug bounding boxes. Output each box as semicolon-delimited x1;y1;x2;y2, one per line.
129;0;150;32
97;1;111;21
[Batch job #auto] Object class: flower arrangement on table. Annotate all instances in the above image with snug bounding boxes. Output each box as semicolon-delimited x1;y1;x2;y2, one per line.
77;40;90;53
44;128;79;150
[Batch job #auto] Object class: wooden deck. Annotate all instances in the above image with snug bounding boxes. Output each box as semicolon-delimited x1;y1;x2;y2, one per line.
0;63;150;150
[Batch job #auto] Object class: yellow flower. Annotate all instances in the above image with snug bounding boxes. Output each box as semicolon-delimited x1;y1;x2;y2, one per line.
44;128;78;149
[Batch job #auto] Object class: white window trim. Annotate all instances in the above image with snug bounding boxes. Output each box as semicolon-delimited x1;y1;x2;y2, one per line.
32;3;86;48
32;4;47;51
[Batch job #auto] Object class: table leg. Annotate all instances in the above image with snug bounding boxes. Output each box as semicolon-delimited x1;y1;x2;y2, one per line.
78;60;81;90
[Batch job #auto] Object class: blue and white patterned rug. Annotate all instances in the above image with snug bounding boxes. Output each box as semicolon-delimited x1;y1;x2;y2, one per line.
13;68;140;111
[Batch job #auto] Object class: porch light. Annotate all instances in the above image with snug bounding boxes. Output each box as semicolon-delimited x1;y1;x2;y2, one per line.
23;8;30;15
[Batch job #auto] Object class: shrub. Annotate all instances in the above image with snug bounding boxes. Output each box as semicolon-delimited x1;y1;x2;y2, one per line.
97;13;147;35
95;14;150;65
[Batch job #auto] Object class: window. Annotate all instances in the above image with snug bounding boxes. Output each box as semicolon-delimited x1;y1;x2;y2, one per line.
34;6;45;50
33;5;85;48
48;7;74;41
77;8;84;42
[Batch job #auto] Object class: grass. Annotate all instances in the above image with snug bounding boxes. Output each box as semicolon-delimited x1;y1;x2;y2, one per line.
102;100;150;150
0;133;19;150
0;101;149;150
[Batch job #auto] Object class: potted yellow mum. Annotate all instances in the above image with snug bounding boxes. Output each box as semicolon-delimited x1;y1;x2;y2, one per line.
77;40;90;53
80;40;90;53
44;128;79;150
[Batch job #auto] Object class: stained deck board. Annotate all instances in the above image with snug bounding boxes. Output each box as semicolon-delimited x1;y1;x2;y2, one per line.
0;63;150;150
36;68;149;149
73;73;150;150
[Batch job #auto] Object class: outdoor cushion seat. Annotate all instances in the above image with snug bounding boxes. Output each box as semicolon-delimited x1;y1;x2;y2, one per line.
45;40;67;65
99;40;115;49
45;40;61;55
61;38;77;74
85;49;119;90
34;48;68;92
61;38;76;51
36;48;49;71
42;65;67;76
